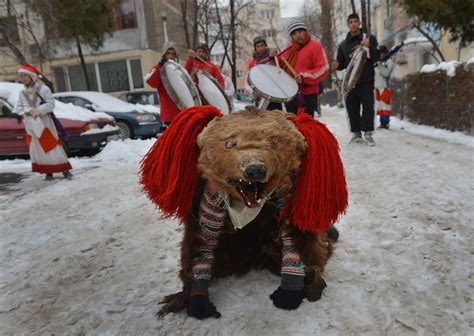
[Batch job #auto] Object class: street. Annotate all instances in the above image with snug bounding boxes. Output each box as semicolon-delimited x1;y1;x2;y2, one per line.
1;106;472;335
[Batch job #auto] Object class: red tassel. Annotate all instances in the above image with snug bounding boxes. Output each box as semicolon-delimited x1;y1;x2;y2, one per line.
288;113;348;232
139;105;222;220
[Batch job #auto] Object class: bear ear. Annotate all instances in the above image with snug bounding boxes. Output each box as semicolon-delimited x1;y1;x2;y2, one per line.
139;105;223;220
288;113;348;232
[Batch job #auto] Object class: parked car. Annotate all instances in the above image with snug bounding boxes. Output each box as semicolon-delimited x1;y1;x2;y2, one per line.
0;83;119;157
53;91;162;139
118;90;159;106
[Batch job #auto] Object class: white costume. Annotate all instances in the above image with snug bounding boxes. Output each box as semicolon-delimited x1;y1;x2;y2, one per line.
374;59;394;117
13;81;72;174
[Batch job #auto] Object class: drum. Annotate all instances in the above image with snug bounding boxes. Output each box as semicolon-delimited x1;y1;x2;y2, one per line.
342;45;367;95
196;70;233;115
248;64;298;105
160;60;202;110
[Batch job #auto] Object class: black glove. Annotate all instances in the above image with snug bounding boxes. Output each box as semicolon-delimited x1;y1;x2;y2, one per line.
186;293;221;320
270;287;305;310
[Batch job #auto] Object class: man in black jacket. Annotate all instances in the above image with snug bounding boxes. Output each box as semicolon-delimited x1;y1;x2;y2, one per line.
332;13;380;146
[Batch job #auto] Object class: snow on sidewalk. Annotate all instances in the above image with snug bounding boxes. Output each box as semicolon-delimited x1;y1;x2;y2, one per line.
0;108;472;335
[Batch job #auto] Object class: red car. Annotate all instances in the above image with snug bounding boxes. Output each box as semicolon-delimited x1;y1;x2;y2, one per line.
0;83;119;157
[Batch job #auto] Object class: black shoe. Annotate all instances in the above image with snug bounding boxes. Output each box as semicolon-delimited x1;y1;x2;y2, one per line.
63;171;73;180
327;226;339;241
45;174;53;181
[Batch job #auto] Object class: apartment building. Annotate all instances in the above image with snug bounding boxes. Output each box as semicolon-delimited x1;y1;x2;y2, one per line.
0;0;181;94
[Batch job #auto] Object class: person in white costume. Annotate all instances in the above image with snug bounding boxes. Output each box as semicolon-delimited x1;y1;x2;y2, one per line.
13;64;72;180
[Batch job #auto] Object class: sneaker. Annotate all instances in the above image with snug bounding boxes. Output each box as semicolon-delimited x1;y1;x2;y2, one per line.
63;171;73;180
349;132;364;144
364;132;375;146
45;174;53;181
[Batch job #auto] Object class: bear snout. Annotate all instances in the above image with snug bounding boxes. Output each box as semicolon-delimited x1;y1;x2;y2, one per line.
243;164;267;182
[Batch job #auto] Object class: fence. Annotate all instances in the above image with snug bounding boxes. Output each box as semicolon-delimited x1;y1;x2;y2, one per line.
391;63;473;134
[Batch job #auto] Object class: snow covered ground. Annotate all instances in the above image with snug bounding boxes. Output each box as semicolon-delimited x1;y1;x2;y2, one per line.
1;106;473;335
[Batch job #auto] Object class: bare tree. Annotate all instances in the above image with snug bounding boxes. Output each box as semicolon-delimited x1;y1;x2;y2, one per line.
360;0;367;33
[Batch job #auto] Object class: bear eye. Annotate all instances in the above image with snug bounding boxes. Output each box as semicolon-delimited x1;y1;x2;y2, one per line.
267;139;277;149
225;139;237;149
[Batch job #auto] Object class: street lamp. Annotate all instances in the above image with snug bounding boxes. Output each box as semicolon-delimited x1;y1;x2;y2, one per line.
160;8;169;43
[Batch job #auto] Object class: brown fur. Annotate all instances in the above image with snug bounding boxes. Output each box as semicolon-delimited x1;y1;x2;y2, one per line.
158;107;335;316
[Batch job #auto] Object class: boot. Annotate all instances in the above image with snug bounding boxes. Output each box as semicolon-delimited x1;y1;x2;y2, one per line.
63;171;73;180
349;132;364;144
364;131;375;146
45;174;53;181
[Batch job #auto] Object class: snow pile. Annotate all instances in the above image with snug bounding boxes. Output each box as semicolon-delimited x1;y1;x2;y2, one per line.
0;82;113;122
390;117;473;147
93;138;155;163
420;60;462;77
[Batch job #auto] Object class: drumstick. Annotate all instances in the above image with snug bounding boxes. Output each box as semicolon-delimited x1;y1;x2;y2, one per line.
280;57;298;77
274;56;280;68
189;49;211;65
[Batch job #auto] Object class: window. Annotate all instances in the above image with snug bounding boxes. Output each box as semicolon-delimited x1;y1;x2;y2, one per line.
99;60;129;92
262;29;276;38
0;16;20;46
130;59;144;89
54;58;144;93
260;9;274;20
110;0;137;30
53;67;67;92
68;64;99;91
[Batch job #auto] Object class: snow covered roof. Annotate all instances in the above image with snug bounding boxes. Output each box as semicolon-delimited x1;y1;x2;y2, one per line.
0;82;113;122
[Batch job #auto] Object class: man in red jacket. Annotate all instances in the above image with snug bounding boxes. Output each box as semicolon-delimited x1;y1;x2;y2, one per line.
145;42;180;127
279;20;329;117
184;44;225;89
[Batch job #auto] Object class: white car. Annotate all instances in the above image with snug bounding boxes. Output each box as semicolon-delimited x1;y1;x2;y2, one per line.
54;91;162;139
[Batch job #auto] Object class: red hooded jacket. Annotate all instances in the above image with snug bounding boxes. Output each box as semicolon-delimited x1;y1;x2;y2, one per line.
279;39;329;95
184;57;225;88
146;64;180;124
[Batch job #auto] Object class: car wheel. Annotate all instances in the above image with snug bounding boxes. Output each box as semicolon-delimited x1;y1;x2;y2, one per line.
116;121;133;139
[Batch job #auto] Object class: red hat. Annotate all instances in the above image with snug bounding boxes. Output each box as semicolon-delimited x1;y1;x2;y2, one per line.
18;64;40;79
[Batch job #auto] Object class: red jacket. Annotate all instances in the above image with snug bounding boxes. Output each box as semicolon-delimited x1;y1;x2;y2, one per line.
184;57;225;88
146;64;180;124
280;39;329;95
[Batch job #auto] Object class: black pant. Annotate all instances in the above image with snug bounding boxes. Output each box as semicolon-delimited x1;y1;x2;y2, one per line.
285;94;318;117
345;81;375;133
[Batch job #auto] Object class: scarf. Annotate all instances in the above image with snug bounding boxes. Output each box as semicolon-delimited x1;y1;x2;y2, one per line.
281;34;311;76
253;48;270;64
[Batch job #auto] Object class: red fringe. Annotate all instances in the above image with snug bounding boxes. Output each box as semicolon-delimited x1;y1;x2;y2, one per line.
288;113;348;232
139;105;222;221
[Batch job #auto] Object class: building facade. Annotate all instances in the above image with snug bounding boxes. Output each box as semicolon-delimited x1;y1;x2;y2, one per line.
0;0;178;95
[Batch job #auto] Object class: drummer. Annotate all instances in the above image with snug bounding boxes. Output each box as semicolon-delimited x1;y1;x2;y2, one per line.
277;20;329;118
248;36;270;70
184;44;225;89
145;41;180;128
247;36;282;110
